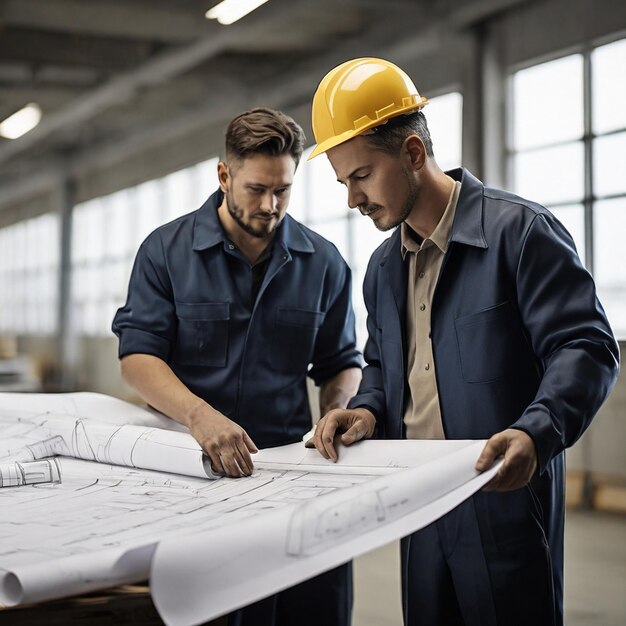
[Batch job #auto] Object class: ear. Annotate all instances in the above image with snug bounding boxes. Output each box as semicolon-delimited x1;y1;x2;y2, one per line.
217;161;230;192
403;135;426;171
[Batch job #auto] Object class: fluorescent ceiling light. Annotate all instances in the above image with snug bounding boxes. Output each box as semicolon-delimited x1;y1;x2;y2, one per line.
205;0;270;25
0;103;42;139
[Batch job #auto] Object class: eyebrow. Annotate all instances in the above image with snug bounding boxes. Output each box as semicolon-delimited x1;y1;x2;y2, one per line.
245;182;292;189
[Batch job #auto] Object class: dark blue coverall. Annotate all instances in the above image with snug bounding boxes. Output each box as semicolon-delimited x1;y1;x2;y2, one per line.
113;189;362;626
348;168;620;626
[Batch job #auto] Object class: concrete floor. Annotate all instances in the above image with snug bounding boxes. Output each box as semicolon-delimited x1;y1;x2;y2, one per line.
352;509;626;626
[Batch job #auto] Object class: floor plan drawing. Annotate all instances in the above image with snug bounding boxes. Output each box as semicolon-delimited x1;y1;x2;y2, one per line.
0;392;501;626
151;438;498;626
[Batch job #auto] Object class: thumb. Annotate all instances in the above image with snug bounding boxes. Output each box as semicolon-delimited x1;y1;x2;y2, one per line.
475;434;506;472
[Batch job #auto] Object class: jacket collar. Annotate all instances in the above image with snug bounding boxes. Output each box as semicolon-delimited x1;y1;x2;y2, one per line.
192;189;315;254
446;168;488;249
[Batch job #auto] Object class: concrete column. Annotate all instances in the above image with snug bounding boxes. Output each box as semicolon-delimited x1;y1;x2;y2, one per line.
479;22;507;189
459;30;482;177
56;174;77;390
461;23;506;186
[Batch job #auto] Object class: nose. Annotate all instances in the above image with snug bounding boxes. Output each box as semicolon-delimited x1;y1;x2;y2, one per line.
260;190;278;212
346;182;365;210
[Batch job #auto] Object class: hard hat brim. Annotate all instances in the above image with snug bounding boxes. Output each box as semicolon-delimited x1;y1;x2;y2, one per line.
308;98;428;160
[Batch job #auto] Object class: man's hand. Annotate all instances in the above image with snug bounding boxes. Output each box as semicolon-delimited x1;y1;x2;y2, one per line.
475;428;538;491
188;409;258;478
119;354;257;478
305;408;376;462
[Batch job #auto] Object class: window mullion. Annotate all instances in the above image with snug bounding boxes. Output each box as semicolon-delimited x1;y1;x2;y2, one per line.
583;48;594;275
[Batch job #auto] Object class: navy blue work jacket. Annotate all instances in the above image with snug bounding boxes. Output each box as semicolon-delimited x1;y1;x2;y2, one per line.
350;168;619;467
113;190;361;448
349;168;620;598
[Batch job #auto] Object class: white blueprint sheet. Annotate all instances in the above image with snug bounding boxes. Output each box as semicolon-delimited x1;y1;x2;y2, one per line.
0;392;501;625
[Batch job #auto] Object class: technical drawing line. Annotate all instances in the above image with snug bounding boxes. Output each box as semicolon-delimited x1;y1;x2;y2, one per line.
0;458;61;487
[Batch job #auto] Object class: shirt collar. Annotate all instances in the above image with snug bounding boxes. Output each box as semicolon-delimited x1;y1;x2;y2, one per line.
192;189;315;254
401;179;461;258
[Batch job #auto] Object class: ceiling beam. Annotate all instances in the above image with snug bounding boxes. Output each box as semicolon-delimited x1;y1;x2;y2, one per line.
0;28;155;71
0;0;211;42
447;0;531;28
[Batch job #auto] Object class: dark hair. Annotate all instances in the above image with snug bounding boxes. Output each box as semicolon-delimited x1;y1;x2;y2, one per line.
225;107;306;166
364;110;434;157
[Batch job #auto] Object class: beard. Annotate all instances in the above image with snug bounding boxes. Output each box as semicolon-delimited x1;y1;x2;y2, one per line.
226;189;281;239
370;167;418;232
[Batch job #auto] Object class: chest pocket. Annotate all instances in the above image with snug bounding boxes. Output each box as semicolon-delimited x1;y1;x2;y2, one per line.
454;301;528;383
271;307;325;373
173;302;229;367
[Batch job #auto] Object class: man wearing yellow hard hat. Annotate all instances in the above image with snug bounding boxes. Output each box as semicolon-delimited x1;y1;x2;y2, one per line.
306;58;619;626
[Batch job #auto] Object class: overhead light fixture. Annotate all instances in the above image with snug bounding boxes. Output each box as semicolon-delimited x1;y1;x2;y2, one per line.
205;0;270;25
0;103;42;139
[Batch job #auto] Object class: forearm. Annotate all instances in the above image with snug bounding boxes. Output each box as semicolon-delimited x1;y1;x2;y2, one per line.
120;353;219;430
318;367;362;416
121;353;257;477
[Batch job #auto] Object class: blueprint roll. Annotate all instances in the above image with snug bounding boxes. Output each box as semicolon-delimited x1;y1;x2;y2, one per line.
10;416;220;480
0;458;61;488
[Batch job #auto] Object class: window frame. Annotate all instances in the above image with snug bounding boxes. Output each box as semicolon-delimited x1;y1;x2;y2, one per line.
508;36;626;279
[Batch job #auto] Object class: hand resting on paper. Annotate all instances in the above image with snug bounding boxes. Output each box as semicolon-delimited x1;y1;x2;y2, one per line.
305;407;376;462
188;407;258;478
475;428;538;492
119;354;258;479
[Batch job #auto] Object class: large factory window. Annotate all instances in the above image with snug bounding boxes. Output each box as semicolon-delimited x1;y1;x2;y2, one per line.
510;37;626;338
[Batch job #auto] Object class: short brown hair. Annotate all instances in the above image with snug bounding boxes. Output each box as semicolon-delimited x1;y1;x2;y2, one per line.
364;110;434;157
225;107;306;166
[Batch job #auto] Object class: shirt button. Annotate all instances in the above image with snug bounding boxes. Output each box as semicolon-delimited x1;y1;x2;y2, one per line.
425;363;430;371
419;303;426;311
418;272;425;279
228;244;235;250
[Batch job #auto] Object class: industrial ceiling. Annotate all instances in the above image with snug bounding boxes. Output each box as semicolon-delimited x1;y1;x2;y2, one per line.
0;0;530;212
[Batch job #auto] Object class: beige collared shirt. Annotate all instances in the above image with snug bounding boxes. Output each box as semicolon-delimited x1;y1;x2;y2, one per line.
401;180;461;439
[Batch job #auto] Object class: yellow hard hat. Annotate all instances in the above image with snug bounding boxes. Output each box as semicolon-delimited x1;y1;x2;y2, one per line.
308;57;428;159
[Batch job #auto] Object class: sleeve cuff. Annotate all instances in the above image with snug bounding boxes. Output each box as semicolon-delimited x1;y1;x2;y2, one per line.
117;327;172;362
346;403;381;438
511;408;562;476
308;350;363;386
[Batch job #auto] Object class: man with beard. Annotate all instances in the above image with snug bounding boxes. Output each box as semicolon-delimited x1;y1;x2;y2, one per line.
113;108;361;626
305;58;619;626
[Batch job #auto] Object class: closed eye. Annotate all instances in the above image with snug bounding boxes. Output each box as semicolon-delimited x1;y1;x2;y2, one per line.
337;168;370;185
